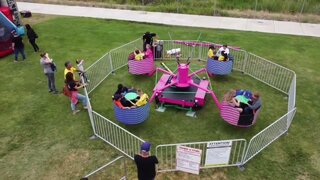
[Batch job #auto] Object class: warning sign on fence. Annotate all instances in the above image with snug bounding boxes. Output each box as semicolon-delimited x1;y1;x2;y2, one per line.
176;145;202;175
205;141;232;167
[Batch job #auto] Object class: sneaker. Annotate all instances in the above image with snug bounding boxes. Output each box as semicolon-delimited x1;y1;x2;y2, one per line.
73;110;80;115
14;60;18;63
49;90;53;93
53;91;59;94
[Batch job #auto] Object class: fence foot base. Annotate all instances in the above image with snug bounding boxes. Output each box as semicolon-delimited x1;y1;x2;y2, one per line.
89;135;98;140
238;165;245;171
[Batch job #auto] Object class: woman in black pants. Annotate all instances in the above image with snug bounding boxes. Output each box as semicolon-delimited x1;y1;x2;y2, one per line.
25;24;39;52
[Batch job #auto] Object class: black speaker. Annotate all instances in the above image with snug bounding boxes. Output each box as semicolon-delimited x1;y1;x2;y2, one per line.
20;10;32;18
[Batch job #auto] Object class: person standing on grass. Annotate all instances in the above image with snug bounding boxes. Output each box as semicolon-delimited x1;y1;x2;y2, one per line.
11;29;26;62
64;61;83;80
65;72;88;115
25;24;40;52
40;52;58;94
134;142;158;180
142;31;156;51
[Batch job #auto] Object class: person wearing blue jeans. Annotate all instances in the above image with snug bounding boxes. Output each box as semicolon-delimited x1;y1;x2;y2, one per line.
40;52;58;93
70;93;88;113
11;30;26;62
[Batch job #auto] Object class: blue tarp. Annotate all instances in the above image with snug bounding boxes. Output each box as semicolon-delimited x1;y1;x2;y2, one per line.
0;11;16;33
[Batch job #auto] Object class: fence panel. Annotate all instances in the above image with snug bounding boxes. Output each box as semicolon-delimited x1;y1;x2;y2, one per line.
85;53;113;94
109;38;142;71
243;53;295;94
92;111;145;159
156;139;246;172
82;156;127;180
287;74;297;128
154;40;200;61
288;73;296;111
242;108;296;164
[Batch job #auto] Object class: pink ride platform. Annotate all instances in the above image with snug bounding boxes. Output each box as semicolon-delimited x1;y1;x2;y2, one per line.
149;58;221;111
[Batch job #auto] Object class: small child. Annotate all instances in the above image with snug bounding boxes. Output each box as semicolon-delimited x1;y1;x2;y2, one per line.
135;89;149;107
218;51;228;61
208;45;217;59
134;49;144;61
76;59;89;83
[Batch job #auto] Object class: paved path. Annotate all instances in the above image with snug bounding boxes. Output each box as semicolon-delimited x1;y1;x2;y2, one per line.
18;2;320;37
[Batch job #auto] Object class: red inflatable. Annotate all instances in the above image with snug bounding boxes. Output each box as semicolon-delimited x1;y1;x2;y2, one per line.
0;7;14;58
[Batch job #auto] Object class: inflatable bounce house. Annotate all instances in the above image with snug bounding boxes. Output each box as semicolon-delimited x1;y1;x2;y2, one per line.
0;0;22;58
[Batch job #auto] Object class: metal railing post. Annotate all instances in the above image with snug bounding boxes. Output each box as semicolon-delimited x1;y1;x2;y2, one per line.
109;53;114;73
82;76;96;136
241;50;249;74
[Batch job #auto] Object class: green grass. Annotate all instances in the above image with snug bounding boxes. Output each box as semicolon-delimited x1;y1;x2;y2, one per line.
0;14;320;179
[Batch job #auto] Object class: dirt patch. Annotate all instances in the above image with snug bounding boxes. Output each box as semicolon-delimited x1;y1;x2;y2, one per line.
20;13;59;25
43;149;90;179
156;168;227;180
296;172;310;180
310;152;320;174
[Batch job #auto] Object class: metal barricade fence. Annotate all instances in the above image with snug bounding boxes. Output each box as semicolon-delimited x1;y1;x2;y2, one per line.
287;74;297;128
85;38;142;94
82;38;296;174
91;111;145;159
242;108;296;164
109;38;142;72
242;53;295;95
154;40;200;61
288;73;296;111
85;53;112;94
82;156;127;180
156;139;247;172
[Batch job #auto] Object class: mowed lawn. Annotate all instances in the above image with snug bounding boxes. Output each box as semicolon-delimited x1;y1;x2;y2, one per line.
0;14;319;179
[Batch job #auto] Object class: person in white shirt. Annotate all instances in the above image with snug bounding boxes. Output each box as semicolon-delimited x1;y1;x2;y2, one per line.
218;44;230;56
76;59;89;83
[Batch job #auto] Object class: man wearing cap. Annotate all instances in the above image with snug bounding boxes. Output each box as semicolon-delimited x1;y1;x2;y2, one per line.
11;30;26;62
134;142;159;180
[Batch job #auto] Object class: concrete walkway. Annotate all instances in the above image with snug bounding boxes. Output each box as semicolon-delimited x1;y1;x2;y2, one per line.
18;2;320;37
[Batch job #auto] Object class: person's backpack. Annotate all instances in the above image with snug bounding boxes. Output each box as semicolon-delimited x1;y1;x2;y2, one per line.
50;62;57;72
20;10;32;18
62;84;72;97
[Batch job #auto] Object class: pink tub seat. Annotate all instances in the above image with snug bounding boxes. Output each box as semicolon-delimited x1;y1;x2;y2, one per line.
128;58;155;76
220;102;261;127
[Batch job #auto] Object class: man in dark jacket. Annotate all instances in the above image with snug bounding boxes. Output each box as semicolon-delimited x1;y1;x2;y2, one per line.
142;32;156;51
11;30;26;62
26;24;39;52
